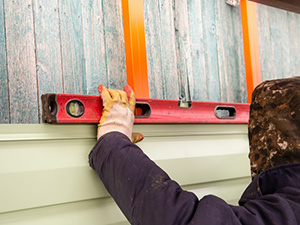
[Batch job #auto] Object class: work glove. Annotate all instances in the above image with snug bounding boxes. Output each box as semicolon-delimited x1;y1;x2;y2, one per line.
97;84;144;143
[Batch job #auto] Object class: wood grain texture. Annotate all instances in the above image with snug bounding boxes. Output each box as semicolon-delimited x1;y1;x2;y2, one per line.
33;0;63;121
59;0;86;94
81;0;108;95
4;0;39;123
199;1;221;102
174;1;193;102
0;0;9;123
144;0;247;102
287;12;300;77
143;0;180;100
187;0;208;101
257;5;300;81
215;2;247;103
102;1;127;90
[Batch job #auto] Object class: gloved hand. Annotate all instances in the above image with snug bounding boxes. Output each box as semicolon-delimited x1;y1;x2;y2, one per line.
97;84;143;143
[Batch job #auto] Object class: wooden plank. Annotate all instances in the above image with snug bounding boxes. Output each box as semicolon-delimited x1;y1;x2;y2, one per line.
257;5;300;81
33;0;63;120
143;0;179;100
215;2;247;103
187;0;208;101
4;0;39;123
249;0;300;14
256;5;276;81
0;0;9;123
143;0;164;99
200;1;221;102
81;0;108;95
287;12;300;77
174;1;194;102
268;7;289;78
102;1;127;90
59;0;86;94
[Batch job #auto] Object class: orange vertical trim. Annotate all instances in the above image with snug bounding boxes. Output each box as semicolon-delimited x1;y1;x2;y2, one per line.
122;0;149;98
241;0;262;103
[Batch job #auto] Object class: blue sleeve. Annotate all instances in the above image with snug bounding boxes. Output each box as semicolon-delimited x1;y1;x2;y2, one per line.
88;132;239;225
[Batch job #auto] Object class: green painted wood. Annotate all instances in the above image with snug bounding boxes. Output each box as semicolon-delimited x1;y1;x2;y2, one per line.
59;0;86;94
81;0;108;95
215;2;247;103
33;0;63;122
174;1;193;102
143;0;180;100
0;0;9;123
0;123;250;217
257;5;276;80
287;13;300;77
102;1;127;90
4;0;39;123
199;1;221;102
187;0;208;101
143;0;164;99
257;5;300;81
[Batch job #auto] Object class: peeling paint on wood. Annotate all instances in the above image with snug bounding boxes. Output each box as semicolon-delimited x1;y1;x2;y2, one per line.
215;1;247;103
187;0;208;101
144;0;180;100
174;0;194;102
0;0;9;123
59;0;86;94
257;5;300;81
102;1;127;90
81;0;108;95
33;0;63;122
4;0;39;123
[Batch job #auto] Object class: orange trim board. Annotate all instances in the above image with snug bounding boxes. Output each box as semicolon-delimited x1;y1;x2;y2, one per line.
122;0;149;98
240;0;262;103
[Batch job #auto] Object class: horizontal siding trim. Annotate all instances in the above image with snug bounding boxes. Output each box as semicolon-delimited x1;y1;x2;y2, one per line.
0;124;251;216
0;124;248;141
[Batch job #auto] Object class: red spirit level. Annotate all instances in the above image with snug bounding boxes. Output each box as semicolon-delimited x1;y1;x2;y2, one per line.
41;93;250;124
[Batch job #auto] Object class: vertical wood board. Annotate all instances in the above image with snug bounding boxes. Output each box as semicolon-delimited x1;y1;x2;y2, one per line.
59;0;86;94
257;5;300;81
4;0;39;123
187;0;208;101
81;0;108;95
174;1;194;102
33;0;63;121
215;2;247;103
143;0;180;100
102;1;127;89
198;0;221;102
143;0;164;99
0;0;9;123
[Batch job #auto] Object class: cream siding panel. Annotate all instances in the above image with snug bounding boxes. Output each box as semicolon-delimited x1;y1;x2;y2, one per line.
0;124;251;224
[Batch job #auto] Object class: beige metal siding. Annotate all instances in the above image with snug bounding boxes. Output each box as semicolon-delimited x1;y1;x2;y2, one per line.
0;124;251;224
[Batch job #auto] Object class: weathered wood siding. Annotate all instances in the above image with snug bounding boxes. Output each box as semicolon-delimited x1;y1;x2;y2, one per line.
143;0;247;102
0;0;126;124
256;4;300;81
0;124;251;224
1;0;248;124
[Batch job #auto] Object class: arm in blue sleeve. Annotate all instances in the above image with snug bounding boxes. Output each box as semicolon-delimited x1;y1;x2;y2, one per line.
89;132;202;225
